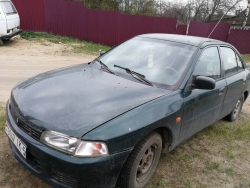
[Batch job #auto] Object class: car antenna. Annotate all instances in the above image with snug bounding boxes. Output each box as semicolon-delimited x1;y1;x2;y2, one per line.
206;5;237;42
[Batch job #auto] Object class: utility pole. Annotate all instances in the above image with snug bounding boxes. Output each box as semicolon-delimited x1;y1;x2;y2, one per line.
242;0;250;28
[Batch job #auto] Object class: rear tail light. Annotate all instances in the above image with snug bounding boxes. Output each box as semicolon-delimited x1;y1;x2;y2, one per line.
7;30;10;33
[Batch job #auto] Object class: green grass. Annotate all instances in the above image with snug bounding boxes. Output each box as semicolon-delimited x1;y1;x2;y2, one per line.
147;116;250;187
0;104;5;133
20;31;111;55
242;54;250;64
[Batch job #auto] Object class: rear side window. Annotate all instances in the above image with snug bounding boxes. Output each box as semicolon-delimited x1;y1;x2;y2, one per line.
193;47;221;80
0;1;17;15
220;47;238;76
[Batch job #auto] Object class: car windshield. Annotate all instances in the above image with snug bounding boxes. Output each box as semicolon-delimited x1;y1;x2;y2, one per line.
100;37;196;87
0;1;17;15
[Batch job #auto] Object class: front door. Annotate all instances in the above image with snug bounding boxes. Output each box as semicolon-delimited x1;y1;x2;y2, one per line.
179;46;227;142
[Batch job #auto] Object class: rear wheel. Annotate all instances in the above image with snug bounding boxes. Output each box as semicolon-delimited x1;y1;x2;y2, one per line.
119;132;162;188
225;96;244;122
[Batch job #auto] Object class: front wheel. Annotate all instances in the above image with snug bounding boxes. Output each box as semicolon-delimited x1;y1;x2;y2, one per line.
119;132;162;188
225;96;244;122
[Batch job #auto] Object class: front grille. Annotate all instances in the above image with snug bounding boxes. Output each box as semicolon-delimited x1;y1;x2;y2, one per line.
9;100;43;141
51;168;79;187
18;122;43;140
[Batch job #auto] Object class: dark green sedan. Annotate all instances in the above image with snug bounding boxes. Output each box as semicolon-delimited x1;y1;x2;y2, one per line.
5;34;250;188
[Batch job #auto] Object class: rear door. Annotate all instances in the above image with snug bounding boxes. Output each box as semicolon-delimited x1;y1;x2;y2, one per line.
218;46;247;119
0;1;19;31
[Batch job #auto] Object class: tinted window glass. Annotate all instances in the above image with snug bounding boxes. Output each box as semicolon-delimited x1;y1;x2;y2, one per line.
0;2;17;15
220;47;238;76
193;47;221;80
236;55;244;70
100;37;196;87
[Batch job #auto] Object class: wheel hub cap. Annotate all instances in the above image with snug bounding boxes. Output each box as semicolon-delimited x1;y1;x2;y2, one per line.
136;146;155;182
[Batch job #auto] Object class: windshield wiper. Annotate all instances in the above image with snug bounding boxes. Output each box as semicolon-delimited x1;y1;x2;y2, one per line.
114;64;153;86
95;59;115;75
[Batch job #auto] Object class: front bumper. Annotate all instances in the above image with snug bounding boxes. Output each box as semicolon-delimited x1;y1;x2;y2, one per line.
6;101;130;188
1;29;22;39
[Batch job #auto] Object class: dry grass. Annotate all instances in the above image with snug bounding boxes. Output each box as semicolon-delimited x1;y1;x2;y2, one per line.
242;54;250;64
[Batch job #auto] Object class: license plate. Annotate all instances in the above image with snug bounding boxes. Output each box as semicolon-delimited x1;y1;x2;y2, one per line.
5;123;27;159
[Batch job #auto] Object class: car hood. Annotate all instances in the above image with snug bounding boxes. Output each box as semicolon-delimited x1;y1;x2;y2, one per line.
11;63;170;137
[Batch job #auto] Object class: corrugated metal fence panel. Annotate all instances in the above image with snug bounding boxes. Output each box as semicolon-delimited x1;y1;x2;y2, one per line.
227;29;250;54
119;14;177;44
119;14;143;43
82;9;101;44
12;0;46;31
45;0;84;39
209;23;231;41
177;25;187;35
188;21;210;37
98;10;120;46
188;21;230;41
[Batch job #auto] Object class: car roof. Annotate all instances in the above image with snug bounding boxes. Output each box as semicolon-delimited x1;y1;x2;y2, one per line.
139;34;228;47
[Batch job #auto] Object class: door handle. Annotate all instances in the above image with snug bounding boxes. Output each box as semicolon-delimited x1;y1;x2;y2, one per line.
218;87;225;95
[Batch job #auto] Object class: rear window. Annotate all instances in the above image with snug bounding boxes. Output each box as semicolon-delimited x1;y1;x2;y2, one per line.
0;1;17;15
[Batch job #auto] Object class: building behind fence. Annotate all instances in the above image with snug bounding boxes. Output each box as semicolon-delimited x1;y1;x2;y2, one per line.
12;0;250;54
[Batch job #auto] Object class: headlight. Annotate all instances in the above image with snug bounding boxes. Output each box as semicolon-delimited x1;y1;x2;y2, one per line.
40;131;109;157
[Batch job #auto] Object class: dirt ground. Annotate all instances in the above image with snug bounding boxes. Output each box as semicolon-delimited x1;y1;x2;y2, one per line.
0;37;250;188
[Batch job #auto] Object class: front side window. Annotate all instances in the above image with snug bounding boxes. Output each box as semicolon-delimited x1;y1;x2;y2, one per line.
220;47;238;76
193;47;221;80
0;1;17;15
100;37;196;87
236;55;244;70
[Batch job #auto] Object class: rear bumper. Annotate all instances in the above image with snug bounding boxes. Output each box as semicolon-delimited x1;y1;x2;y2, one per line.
1;29;22;39
6;101;130;188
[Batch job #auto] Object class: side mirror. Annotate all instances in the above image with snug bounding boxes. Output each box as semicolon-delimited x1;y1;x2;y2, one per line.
99;51;106;56
193;76;215;90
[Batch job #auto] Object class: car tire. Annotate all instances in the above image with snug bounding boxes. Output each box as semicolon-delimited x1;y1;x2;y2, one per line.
119;131;162;188
225;96;244;122
0;39;3;46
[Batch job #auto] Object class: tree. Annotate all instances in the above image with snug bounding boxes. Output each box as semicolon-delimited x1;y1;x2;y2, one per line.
83;0;119;11
206;0;245;22
162;0;245;24
242;0;250;27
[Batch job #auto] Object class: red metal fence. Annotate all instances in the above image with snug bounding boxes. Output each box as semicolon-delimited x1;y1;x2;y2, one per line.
11;0;250;54
188;21;231;42
227;29;250;54
45;0;176;46
12;0;46;31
